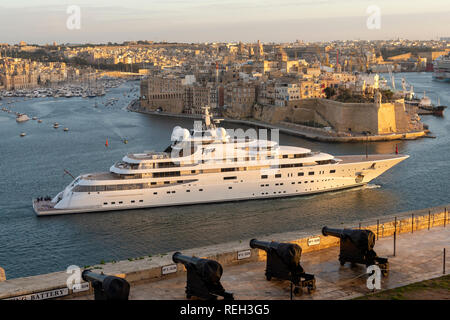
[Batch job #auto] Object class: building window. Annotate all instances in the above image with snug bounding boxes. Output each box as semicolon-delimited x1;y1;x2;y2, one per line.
330;170;336;173
275;174;282;178
261;175;268;179
308;172;314;176
298;172;304;176
223;176;237;180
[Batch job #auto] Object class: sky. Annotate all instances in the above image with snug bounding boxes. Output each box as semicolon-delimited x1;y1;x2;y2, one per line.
0;0;449;44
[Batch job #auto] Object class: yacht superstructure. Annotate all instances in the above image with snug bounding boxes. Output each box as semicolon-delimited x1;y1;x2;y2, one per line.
33;109;409;216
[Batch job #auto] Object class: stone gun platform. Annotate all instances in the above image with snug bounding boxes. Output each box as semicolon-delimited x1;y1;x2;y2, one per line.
74;226;449;300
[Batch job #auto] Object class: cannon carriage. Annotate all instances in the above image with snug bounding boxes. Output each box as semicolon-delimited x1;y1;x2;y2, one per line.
172;252;234;300
322;226;389;276
250;239;316;294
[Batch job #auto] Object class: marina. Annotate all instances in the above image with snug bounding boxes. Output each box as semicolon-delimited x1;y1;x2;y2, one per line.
0;72;448;280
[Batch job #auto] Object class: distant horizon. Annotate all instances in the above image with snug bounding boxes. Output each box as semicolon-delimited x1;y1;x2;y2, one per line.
6;37;450;47
1;0;449;44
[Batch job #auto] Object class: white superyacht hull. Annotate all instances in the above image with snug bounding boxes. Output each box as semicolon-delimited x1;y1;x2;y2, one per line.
33;154;407;216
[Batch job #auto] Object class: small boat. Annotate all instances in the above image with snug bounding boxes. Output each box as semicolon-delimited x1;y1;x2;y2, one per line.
32;116;38;120
16;114;30;123
64;128;69;132
37;119;43;123
53;122;59;129
20;132;26;137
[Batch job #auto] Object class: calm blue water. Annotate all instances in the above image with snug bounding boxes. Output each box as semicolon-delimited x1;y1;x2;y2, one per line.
0;73;449;279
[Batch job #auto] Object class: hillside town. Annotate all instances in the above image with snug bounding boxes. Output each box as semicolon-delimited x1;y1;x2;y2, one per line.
1;39;449;138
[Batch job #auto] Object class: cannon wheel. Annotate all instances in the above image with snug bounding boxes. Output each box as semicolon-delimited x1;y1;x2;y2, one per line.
381;263;389;277
304;279;316;294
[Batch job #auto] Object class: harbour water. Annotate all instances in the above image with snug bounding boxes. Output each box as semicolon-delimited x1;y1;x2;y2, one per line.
0;73;449;279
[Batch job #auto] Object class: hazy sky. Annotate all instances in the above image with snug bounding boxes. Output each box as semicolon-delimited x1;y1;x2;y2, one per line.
1;0;449;44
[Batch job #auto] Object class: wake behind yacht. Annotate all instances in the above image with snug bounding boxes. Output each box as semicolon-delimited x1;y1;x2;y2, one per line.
33;108;408;216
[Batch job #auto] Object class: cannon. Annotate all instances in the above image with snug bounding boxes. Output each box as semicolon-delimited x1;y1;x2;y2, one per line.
250;239;316;294
322;226;389;276
82;270;130;300
172;252;234;300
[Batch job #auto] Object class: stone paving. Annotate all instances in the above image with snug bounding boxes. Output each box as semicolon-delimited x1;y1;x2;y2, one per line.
74;226;449;300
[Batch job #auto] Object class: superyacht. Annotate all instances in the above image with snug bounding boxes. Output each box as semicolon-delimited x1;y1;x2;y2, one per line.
33;108;409;216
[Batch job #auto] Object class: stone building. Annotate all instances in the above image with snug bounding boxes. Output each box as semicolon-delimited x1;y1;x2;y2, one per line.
140;75;185;113
222;81;256;118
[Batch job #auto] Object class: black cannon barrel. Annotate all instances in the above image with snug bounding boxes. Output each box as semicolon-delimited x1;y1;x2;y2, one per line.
82;270;109;283
82;270;130;300
322;226;376;250
322;226;347;238
172;252;203;266
249;239;279;251
250;239;302;270
173;252;223;284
